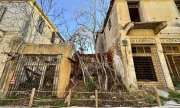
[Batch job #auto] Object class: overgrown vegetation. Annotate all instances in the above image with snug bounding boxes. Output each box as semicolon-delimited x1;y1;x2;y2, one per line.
85;79;96;91
169;91;180;103
0;100;10;106
34;100;66;107
144;98;157;105
173;78;180;89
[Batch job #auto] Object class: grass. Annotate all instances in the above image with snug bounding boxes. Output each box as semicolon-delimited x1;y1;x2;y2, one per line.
0;100;10;106
71;93;88;99
168;91;180;103
173;78;180;89
144;98;157;105
85;79;96;91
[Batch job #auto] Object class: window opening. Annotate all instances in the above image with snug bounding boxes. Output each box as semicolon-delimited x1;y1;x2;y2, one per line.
108;19;111;30
127;2;141;22
175;1;180;12
132;45;157;81
37;17;45;34
133;56;157;81
132;46;151;54
51;32;56;43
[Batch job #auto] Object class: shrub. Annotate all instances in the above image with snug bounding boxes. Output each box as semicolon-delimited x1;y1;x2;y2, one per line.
85;79;96;91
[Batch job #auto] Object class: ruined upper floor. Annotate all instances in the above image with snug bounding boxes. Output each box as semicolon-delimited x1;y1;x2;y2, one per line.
0;0;64;44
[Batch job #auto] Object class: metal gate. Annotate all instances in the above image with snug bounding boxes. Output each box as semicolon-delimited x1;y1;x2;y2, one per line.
8;54;61;93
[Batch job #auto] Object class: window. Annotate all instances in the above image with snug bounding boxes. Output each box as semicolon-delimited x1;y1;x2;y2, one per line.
175;1;180;12
108;19;111;30
37;17;45;34
0;6;7;23
163;45;180;53
132;46;151;53
133;56;157;81
132;45;157;81
51;32;56;43
127;2;141;22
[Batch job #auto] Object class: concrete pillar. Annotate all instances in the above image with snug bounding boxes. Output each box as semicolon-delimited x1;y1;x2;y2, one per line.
155;38;175;90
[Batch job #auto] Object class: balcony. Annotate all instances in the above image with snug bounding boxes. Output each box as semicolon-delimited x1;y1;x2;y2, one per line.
124;21;167;35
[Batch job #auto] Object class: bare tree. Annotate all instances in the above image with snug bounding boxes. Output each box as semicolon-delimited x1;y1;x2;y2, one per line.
68;0;122;91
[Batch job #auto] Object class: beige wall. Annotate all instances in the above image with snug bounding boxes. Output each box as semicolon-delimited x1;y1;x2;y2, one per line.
0;1;62;44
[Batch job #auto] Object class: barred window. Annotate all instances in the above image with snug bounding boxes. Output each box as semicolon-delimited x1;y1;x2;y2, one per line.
133;56;157;81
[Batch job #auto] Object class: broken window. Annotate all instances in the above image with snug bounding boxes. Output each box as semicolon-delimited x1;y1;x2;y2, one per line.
37;17;45;34
127;2;141;22
8;54;61;93
0;6;7;23
175;1;180;12
133;56;157;81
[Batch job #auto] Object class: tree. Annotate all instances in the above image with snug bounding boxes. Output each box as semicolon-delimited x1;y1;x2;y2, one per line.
69;0;121;91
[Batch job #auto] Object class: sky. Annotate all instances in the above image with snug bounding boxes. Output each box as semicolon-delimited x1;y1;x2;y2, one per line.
36;0;110;40
36;0;110;53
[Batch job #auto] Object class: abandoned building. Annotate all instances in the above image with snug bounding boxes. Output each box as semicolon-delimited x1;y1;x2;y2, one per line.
96;0;180;91
0;0;72;97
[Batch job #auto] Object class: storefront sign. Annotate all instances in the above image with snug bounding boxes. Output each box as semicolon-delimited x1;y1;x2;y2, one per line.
130;38;155;44
160;38;180;43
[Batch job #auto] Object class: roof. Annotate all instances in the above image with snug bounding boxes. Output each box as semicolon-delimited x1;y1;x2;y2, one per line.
0;0;65;42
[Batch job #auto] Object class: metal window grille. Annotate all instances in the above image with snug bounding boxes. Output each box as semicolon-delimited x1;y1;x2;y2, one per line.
8;54;61;93
132;45;157;81
133;56;157;81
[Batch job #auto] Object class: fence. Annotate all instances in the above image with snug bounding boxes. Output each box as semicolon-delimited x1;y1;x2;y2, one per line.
0;87;161;107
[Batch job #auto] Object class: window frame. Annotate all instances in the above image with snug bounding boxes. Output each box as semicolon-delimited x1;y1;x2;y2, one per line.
127;1;141;22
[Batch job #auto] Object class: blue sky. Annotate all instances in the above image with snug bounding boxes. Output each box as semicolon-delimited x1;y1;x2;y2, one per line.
36;0;110;53
36;0;109;40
